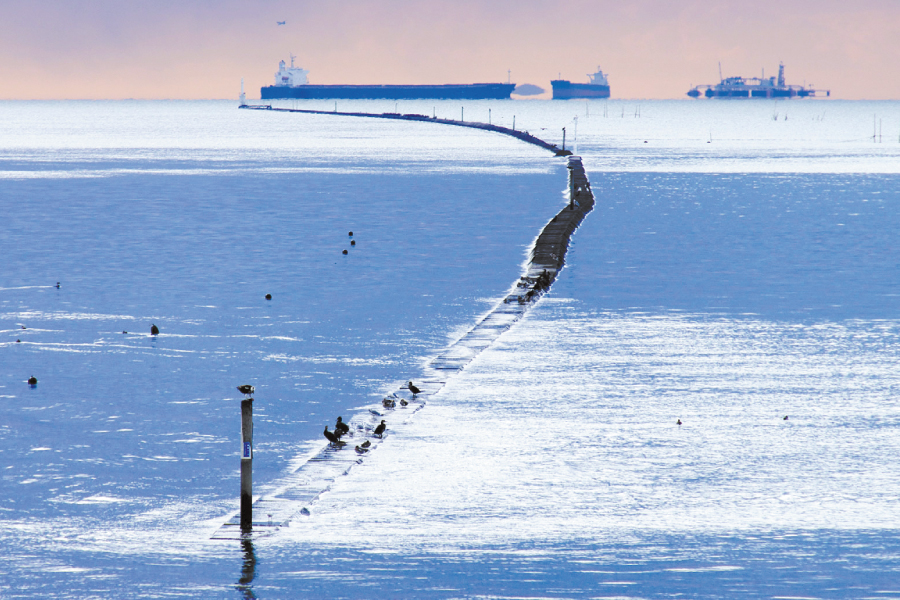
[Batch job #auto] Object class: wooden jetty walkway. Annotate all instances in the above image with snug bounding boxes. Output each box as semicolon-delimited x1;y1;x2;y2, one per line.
239;103;573;155
212;111;592;540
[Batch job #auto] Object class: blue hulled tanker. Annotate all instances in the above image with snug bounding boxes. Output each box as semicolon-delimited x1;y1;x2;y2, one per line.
261;57;516;100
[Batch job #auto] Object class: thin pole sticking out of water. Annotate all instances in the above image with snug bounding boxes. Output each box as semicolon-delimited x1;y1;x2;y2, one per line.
573;116;578;155
240;399;253;531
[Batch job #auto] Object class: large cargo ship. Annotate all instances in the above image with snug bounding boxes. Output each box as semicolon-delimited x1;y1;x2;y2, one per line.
551;67;611;99
260;57;516;100
687;63;829;99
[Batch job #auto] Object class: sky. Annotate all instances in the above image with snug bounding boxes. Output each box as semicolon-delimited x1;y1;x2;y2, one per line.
1;0;898;100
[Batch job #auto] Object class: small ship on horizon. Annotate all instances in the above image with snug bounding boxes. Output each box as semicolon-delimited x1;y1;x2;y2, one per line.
551;67;611;99
687;63;829;99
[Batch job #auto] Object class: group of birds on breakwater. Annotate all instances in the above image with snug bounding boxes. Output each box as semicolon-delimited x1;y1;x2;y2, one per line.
324;415;386;454
506;269;553;304
381;381;421;408
322;381;421;454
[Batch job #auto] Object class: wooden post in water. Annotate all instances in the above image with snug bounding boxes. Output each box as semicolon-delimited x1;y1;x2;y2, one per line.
562;127;566;152
240;399;253;531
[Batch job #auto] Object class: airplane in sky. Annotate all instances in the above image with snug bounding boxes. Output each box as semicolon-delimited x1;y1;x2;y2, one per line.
277;21;286;25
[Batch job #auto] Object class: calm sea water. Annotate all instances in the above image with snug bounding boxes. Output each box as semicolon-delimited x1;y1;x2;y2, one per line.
2;99;900;598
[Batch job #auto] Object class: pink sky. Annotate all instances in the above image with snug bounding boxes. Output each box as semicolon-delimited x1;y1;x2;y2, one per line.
1;0;897;100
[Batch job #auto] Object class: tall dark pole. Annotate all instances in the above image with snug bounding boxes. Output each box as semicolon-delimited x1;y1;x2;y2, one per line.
562;127;566;151
240;399;253;531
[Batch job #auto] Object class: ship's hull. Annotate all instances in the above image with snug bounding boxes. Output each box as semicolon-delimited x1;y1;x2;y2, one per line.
692;87;817;99
550;80;611;99
260;83;516;100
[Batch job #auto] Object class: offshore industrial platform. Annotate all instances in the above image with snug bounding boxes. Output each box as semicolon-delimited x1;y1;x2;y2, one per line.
687;63;829;99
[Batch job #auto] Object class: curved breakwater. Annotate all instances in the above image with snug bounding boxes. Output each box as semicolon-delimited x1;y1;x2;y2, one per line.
239;103;573;155
213;111;593;540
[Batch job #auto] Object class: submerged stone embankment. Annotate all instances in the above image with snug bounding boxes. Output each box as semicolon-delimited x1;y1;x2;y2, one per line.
214;111;593;539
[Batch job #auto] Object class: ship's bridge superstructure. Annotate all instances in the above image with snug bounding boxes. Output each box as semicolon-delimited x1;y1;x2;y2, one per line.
275;55;309;87
587;67;609;87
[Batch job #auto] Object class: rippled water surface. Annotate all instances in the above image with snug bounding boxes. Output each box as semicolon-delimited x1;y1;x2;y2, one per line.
2;99;900;598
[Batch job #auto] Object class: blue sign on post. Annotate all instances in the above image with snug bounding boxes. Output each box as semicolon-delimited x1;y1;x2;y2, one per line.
243;441;252;459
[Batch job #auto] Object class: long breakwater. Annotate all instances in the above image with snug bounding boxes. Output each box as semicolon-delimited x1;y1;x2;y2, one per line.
213;107;593;539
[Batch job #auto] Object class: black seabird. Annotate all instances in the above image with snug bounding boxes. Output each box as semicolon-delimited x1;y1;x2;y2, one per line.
355;445;368;454
676;419;682;425
783;415;789;420
27;376;37;386
407;381;421;396
342;249;348;255
265;294;272;300
335;416;350;435
237;385;255;397
373;420;386;436
323;427;342;445
360;440;371;449
150;324;159;335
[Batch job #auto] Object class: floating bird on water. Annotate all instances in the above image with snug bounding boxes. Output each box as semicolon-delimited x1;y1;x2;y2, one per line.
351;240;356;246
382;397;396;408
335;416;350;435
237;385;255;397
676;419;682;425
374;420;386;436
27;376;37;386
407;381;421;396
150;324;159;335
784;415;789;420
265;293;272;300
323;427;342;445
342;249;348;255
348;231;353;236
55;282;60;289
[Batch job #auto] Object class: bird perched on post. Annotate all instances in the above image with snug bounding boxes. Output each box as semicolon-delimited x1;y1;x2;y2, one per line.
374;420;386;437
407;381;421;396
323;426;343;445
237;385;255;398
150;324;159;335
